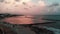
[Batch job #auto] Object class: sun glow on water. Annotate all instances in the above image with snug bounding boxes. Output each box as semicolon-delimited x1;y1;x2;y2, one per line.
2;15;34;24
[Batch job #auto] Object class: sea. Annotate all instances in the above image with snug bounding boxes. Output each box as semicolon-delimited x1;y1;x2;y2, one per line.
35;15;60;29
35;15;60;34
0;15;60;34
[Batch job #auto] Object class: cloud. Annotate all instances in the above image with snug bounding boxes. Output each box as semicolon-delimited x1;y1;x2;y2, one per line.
0;0;47;15
45;3;60;15
0;0;4;2
38;0;46;6
48;3;59;7
15;0;20;2
0;0;60;15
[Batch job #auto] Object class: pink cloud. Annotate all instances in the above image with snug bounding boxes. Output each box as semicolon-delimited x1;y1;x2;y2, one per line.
0;0;46;15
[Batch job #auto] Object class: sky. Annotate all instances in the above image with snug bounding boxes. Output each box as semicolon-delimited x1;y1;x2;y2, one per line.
44;0;60;5
0;0;60;15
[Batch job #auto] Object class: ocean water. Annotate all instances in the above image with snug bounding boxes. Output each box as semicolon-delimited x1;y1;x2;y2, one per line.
1;15;60;28
0;15;60;34
35;15;60;34
40;15;60;29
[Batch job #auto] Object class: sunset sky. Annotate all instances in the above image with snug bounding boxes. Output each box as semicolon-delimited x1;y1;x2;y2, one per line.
0;0;60;15
0;0;60;24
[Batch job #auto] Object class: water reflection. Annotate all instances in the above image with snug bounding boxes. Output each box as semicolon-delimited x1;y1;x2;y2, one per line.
1;15;55;24
2;15;34;24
